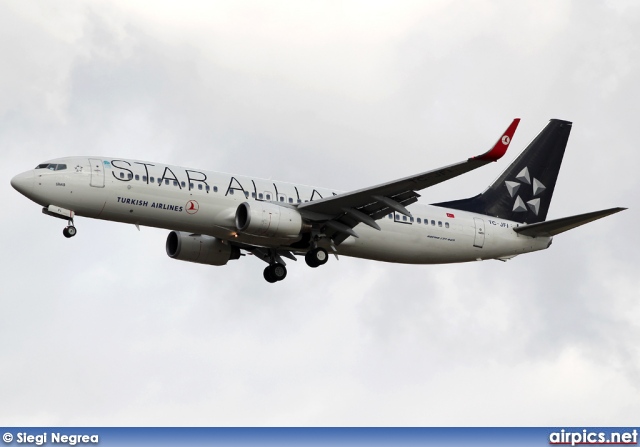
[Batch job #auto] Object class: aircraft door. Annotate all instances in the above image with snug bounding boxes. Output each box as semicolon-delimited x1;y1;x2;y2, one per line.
473;217;485;248
89;158;105;188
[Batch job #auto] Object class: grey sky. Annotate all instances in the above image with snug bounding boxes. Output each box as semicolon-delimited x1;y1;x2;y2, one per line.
1;0;639;425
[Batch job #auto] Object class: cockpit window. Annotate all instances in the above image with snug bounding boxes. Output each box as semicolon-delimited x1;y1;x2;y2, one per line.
35;163;67;171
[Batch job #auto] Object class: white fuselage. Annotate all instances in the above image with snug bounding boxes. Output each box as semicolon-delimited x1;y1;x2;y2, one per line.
13;156;552;264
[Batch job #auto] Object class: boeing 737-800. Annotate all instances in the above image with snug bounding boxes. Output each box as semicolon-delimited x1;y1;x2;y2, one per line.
11;119;625;282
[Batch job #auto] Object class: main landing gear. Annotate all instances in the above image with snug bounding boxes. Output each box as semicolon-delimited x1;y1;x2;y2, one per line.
264;263;287;283
260;246;329;283
305;247;328;268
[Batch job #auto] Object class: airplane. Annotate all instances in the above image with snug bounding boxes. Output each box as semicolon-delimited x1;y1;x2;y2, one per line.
10;119;625;283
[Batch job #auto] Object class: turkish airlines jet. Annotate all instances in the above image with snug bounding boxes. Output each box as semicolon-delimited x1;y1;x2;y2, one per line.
11;119;625;283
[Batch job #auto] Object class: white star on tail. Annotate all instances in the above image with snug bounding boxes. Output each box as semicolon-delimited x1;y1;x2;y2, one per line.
505;166;547;213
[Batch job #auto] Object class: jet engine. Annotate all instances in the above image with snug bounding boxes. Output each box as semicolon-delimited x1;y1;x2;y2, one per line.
235;201;305;239
166;231;240;266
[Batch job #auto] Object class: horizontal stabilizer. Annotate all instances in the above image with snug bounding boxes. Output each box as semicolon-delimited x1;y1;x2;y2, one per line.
513;207;626;237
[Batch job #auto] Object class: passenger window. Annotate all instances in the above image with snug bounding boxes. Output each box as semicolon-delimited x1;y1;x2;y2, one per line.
173;181;178;186
279;197;284;202
165;179;169;185
410;217;414;222
445;222;449;228
431;220;435;226
403;216;407;222
197;184;202;190
266;194;271;200
150;176;154;182
229;189;234;195
206;185;210;192
135;174;140;181
143;176;147;182
120;172;125;179
158;178;162;184
251;192;256;198
417;218;421;224
128;173;133;180
259;193;264;199
55;164;67;171
297;199;302;203
245;191;249;198
181;181;186;188
438;221;442;227
288;198;293;203
213;186;218;192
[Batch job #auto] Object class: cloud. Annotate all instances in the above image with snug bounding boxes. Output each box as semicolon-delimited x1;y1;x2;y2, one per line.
1;0;638;426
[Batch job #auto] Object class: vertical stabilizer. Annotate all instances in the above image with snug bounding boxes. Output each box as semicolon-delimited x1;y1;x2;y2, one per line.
433;119;572;224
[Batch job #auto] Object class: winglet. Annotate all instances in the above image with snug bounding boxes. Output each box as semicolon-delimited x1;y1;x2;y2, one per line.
472;118;521;162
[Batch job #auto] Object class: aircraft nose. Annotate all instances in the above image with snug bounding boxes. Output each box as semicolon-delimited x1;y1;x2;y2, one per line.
11;170;34;197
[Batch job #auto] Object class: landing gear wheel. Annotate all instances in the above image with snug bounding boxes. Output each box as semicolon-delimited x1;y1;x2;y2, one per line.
305;248;328;268
271;263;287;281
63;226;77;238
263;263;287;283
263;266;277;283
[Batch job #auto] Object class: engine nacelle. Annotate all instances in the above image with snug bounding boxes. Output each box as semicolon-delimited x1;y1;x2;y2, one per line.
235;201;304;239
166;231;240;266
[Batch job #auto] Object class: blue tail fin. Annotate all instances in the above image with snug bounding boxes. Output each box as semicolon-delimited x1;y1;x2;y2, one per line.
433;119;572;224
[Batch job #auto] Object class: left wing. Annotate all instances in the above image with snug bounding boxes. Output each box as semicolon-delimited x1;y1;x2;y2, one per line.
297;119;520;243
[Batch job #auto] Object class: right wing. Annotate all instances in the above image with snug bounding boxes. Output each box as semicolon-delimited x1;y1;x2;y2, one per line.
297;119;521;243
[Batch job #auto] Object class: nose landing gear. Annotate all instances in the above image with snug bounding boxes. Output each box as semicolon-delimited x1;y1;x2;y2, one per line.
41;206;77;238
62;224;77;238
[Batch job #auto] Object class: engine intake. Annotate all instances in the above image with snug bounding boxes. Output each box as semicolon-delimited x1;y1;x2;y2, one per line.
235;201;304;239
166;231;240;266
